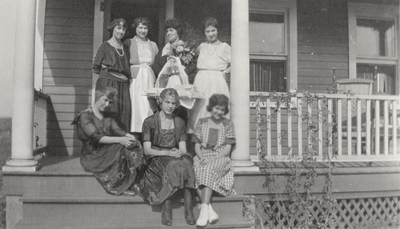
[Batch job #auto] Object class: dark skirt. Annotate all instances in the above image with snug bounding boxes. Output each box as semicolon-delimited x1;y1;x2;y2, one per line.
96;72;131;132
138;155;196;205
81;143;144;195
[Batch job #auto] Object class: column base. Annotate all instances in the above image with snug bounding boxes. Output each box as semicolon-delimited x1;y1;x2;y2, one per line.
3;159;39;172
232;159;259;172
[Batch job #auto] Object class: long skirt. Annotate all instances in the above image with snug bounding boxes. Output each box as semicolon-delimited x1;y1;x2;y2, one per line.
96;72;131;132
139;155;196;205
81;143;144;195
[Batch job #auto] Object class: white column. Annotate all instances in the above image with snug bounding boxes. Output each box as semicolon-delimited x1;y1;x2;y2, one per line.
3;0;38;172
230;0;255;169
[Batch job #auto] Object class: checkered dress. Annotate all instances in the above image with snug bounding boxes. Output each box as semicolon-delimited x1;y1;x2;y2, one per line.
193;118;236;196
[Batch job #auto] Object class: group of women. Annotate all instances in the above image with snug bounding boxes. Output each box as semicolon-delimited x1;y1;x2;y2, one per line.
73;16;234;227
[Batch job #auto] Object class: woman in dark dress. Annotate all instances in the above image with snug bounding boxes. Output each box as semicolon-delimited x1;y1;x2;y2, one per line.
72;87;144;195
138;88;196;226
93;18;131;132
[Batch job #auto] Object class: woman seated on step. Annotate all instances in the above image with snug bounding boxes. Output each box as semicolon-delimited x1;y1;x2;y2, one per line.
192;94;237;227
137;88;196;226
72;86;144;196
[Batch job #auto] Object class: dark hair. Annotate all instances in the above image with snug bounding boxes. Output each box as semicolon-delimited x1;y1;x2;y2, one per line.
165;18;184;37
95;87;118;102
132;17;151;31
107;18;127;32
157;88;180;108
202;17;220;31
206;94;229;115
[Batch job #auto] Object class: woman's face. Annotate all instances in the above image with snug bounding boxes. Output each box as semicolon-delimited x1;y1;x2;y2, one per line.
205;25;218;43
211;105;226;120
166;28;179;43
113;24;126;40
136;23;148;40
95;95;113;112
160;95;177;115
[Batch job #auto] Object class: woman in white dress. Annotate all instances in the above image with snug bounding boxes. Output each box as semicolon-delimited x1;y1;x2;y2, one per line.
187;17;231;133
124;17;159;136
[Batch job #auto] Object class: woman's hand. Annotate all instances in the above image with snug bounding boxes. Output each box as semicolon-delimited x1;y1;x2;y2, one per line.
168;148;183;158
118;136;136;148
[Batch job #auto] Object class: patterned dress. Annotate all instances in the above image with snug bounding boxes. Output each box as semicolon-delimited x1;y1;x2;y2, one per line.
138;112;196;205
192;117;236;196
72;108;144;195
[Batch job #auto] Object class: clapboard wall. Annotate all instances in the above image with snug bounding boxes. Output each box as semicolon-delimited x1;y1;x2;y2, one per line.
42;0;94;156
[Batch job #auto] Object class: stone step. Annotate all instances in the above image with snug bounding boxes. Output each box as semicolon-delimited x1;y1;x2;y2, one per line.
14;194;254;229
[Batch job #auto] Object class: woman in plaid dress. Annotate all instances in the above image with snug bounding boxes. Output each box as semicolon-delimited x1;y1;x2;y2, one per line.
192;94;236;227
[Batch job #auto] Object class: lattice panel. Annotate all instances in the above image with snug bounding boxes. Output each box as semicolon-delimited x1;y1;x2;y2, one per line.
256;196;400;228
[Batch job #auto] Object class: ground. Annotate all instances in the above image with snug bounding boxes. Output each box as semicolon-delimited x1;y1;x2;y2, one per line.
0;118;11;229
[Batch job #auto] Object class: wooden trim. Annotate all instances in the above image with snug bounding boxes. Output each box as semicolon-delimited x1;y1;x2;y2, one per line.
249;0;297;92
34;0;46;90
92;0;104;105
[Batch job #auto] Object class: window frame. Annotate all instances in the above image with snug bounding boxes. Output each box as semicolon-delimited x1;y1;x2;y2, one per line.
348;2;400;95
249;0;297;94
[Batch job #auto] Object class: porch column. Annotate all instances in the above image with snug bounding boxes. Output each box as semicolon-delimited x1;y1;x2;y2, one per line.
3;0;38;172
230;0;255;169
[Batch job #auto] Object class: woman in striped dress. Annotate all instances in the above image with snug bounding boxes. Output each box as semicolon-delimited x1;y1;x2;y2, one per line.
192;94;236;227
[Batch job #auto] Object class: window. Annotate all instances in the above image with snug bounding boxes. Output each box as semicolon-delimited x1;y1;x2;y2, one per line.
249;0;297;93
348;3;399;95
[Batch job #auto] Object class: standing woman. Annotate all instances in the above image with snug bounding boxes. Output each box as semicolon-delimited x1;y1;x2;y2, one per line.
72;87;143;196
139;88;196;226
93;18;131;132
187;17;231;133
124;17;159;137
192;94;236;227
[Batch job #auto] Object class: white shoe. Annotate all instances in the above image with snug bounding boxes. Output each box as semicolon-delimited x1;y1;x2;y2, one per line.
208;204;219;224
196;204;209;226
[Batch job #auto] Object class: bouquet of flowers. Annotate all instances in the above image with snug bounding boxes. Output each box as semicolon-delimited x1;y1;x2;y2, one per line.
169;40;197;67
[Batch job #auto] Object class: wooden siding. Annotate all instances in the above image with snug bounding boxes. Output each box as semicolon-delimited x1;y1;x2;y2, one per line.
42;0;94;156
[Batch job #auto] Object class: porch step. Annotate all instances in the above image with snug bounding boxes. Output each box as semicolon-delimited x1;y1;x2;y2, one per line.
13;194;254;229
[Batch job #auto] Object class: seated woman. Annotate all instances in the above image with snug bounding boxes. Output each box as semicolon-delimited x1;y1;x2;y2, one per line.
138;88;196;226
192;94;237;227
72;86;144;196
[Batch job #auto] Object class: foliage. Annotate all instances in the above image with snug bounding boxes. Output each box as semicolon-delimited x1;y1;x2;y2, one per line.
244;90;337;229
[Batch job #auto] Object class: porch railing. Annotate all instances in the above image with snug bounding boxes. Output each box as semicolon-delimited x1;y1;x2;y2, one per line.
251;92;400;161
34;90;50;155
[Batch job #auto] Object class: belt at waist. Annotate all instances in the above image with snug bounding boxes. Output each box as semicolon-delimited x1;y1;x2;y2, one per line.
99;71;129;82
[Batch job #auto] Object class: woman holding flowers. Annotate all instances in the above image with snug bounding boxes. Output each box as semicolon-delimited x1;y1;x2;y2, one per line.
187;17;231;134
153;18;197;88
124;17;159;137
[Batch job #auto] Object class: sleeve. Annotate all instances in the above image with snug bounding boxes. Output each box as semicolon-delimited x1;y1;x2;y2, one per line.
222;43;231;64
192;121;203;143
224;120;236;145
152;52;167;77
110;118;127;136
142;118;152;142
92;43;105;74
79;113;105;143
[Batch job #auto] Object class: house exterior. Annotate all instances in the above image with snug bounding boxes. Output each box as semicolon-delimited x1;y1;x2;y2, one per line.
2;0;400;228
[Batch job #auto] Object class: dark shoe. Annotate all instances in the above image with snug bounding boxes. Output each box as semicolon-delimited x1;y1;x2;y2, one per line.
161;199;172;226
184;189;196;225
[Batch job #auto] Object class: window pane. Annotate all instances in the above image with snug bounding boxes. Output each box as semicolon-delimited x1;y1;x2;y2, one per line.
250;60;286;92
357;64;395;94
356;18;395;57
249;13;285;54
